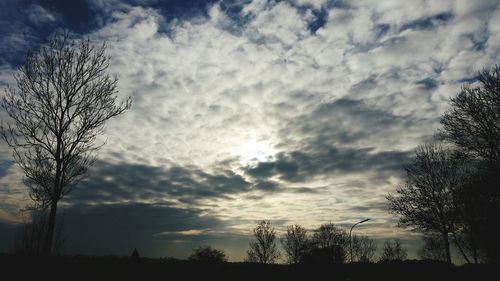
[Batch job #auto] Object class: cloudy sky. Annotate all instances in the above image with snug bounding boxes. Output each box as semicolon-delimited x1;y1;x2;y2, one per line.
0;0;499;261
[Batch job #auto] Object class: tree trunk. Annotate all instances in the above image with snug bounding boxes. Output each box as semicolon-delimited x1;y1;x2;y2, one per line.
452;230;471;264
442;231;452;265
43;200;58;256
44;136;62;257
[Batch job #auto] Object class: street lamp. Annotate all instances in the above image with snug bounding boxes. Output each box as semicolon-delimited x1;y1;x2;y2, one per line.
349;218;370;263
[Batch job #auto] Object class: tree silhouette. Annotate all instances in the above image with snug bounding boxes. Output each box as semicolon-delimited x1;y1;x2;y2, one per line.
0;33;131;256
188;246;227;263
351;235;377;263
387;144;465;264
281;224;309;264
308;223;349;264
454;165;499;263
246;220;280;264
439;65;500;262
439;66;500;263
130;248;140;262
440;65;500;164
379;239;407;262
418;234;447;262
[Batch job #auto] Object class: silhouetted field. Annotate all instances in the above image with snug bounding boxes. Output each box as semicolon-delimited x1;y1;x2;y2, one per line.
1;254;496;280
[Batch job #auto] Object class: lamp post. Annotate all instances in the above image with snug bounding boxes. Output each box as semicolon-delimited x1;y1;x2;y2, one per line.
349;218;370;263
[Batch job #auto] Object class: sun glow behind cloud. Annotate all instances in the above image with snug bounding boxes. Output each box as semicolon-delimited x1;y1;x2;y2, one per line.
238;139;278;165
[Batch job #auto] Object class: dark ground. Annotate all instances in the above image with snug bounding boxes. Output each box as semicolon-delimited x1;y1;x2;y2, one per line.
0;254;496;280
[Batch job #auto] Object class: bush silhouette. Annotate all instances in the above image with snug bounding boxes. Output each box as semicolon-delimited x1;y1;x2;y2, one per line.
188;246;227;263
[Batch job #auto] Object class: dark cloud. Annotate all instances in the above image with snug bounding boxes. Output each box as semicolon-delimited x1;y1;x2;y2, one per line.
245;147;410;182
0;0;224;66
348;201;389;213
218;0;254;34
416;78;439;90
279;98;419;150
284;186;328;194
0;202;255;259
253;179;280;192
399;12;454;32
66;160;252;205
0;0;112;66
59;202;223;256
348;75;378;97
0;1;57;66
374;23;390;38
306;8;328;34
143;0;218;20
0;160;13;178
0;202;229;257
37;0;98;33
247;98;415;182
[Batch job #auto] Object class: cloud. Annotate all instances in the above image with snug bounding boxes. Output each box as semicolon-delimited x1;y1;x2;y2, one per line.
245;147;411;183
399;12;454;32
0;202;227;257
61;202;223;256
26;4;60;25
0;160;13;178
1;0;500;260
0;1;66;66
65;160;252;206
278;98;432;151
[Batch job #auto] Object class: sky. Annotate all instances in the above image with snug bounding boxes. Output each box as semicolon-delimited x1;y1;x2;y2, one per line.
0;0;499;261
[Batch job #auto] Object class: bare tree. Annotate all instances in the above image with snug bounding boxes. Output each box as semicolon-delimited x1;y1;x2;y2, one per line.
351;235;377;263
387;143;465;264
440;65;500;164
439;66;500;263
246;220;280;264
281;224;309;264
0;33;131;256
379;239;407;262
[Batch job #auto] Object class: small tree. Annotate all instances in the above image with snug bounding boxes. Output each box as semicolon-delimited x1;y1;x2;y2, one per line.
351;235;377;263
246;220;280;264
0;33;131;256
281;224;309;264
130;248;140;262
379;239;407;262
188;246;227;263
387;144;465;264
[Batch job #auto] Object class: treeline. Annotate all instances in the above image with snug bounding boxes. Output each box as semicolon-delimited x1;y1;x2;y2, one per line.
387;65;500;264
188;221;408;264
